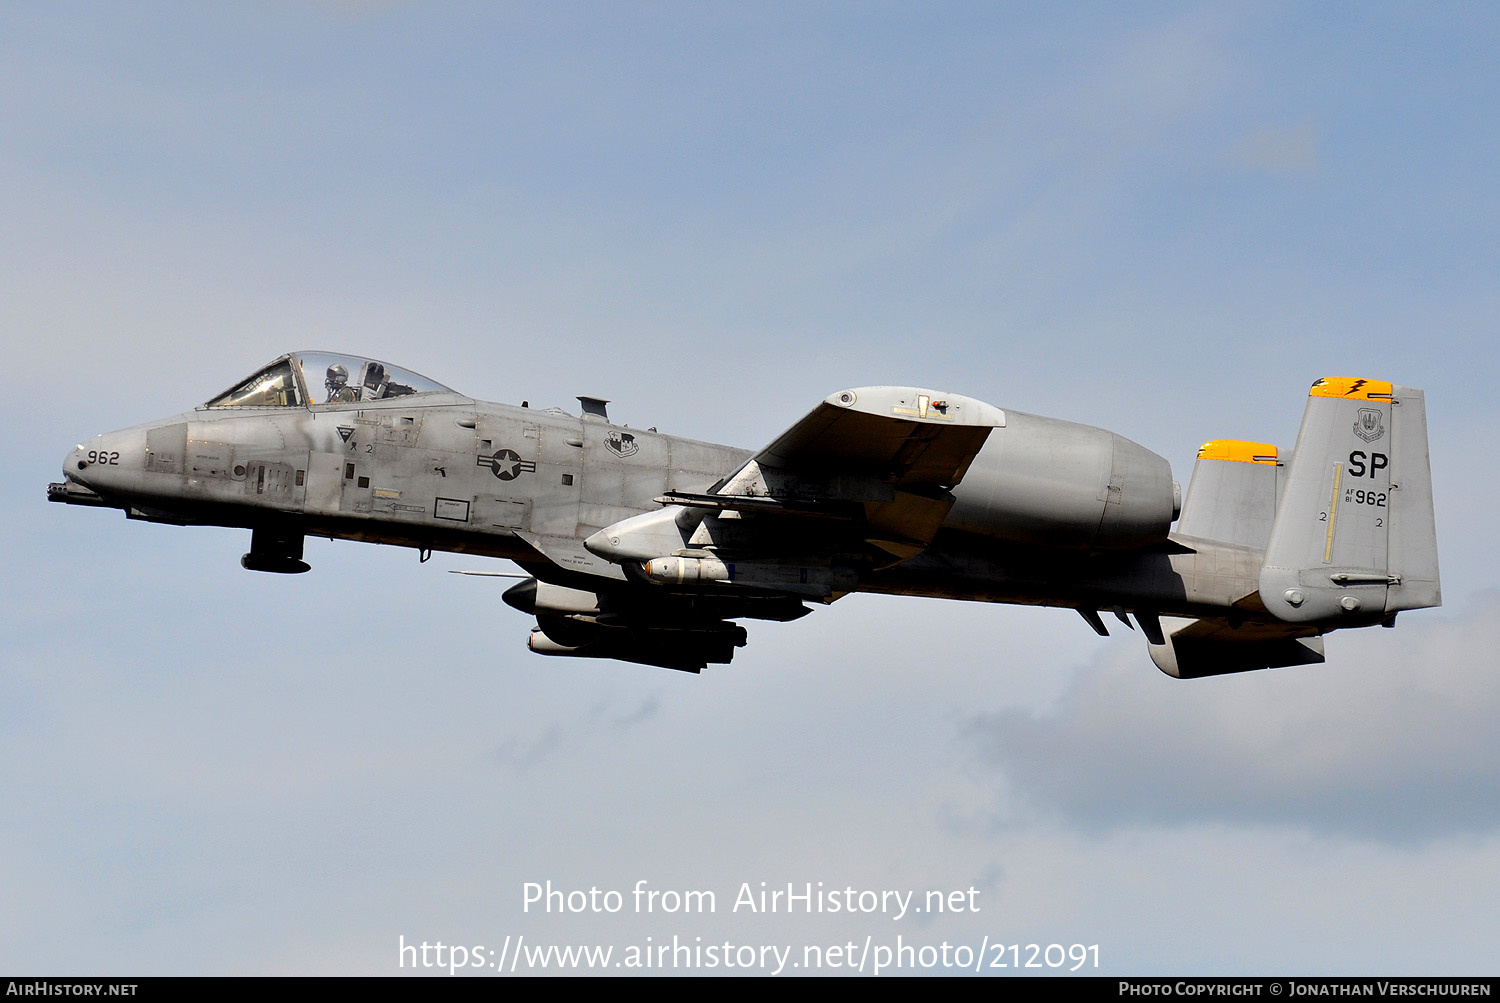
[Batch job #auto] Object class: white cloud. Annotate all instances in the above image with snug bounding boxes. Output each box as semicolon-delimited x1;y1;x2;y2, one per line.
968;599;1500;842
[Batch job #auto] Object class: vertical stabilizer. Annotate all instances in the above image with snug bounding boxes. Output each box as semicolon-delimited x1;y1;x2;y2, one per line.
1259;378;1440;624
1385;386;1441;613
1176;440;1281;551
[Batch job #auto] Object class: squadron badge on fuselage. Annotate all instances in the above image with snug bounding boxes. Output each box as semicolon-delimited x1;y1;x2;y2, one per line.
605;430;639;458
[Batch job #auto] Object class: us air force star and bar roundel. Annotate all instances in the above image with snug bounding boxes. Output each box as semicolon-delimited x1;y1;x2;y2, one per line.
477;448;537;481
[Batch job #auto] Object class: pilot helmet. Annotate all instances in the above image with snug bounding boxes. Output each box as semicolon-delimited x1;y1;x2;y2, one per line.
326;363;349;389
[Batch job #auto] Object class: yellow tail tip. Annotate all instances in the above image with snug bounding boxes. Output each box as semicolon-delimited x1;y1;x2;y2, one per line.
1197;440;1279;464
1309;377;1393;400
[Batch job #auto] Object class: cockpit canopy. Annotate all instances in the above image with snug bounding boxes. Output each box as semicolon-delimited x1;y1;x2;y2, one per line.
205;352;456;409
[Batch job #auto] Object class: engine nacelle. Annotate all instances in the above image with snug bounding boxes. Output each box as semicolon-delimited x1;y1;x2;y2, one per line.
945;411;1176;550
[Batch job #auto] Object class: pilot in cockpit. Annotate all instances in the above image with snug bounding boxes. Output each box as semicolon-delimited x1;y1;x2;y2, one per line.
325;364;358;403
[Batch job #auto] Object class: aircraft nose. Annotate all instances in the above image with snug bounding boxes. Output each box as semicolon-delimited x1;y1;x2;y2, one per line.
66;427;148;493
64;442;87;475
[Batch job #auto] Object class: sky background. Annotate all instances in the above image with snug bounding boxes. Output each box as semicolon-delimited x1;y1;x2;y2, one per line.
3;1;1497;976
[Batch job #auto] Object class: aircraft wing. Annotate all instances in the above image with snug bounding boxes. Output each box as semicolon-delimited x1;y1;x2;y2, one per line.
561;387;1008;670
666;386;1007;560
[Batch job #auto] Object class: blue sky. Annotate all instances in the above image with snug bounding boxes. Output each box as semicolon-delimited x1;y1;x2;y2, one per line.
3;2;1498;975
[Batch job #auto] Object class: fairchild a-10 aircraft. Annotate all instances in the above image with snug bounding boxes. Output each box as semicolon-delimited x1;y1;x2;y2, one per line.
50;352;1440;677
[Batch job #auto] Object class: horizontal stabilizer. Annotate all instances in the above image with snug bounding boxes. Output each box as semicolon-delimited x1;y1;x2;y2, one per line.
1148;616;1325;679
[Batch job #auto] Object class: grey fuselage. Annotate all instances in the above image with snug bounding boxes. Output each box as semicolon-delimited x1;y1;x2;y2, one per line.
56;389;1260;625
